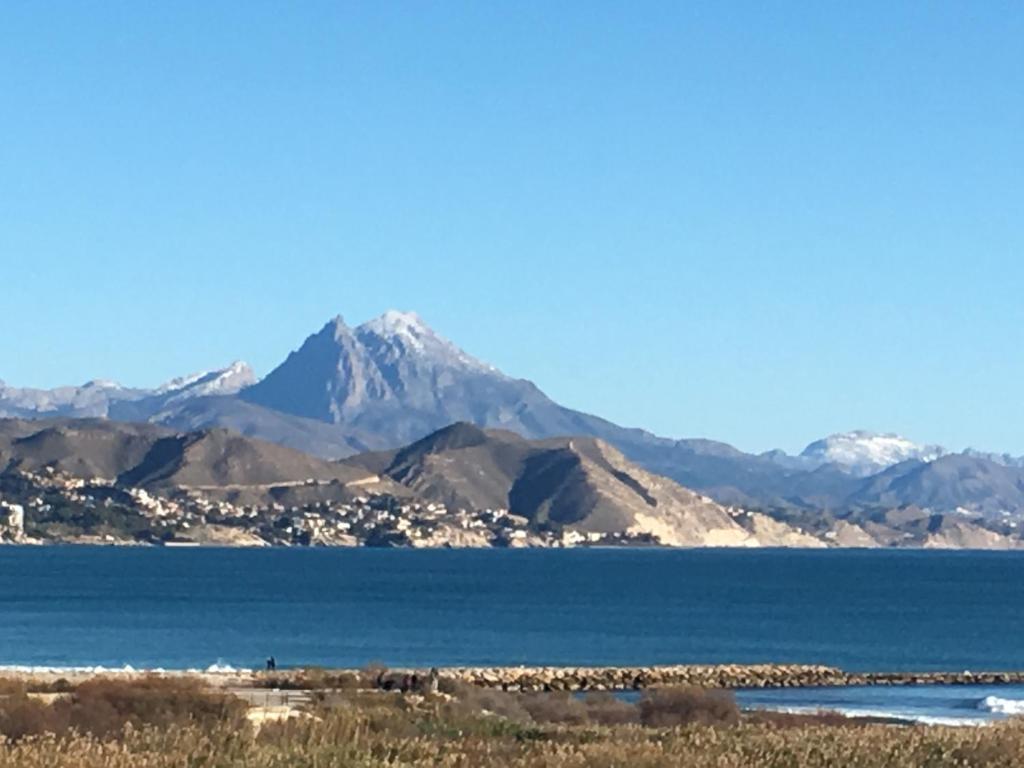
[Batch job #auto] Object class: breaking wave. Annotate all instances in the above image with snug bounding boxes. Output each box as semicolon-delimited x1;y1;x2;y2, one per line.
758;705;983;727
979;696;1024;716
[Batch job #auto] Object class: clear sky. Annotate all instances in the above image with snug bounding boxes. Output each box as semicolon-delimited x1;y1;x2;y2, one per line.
2;2;1022;455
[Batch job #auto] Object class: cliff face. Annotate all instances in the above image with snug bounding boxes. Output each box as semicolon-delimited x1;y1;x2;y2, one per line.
341;422;755;546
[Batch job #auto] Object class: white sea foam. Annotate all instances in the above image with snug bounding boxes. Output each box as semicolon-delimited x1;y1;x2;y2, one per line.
0;663;250;675
0;665;139;675
980;696;1024;715
754;705;985;727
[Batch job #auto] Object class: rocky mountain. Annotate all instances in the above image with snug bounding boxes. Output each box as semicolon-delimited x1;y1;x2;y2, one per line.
239;312;644;448
231;313;802;502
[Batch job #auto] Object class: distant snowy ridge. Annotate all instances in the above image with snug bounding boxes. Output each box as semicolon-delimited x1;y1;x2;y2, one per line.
0;379;139;417
761;430;950;476
0;362;254;418
765;431;1024;477
799;431;947;476
155;361;256;401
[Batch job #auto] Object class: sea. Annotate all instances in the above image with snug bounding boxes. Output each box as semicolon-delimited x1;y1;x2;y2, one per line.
2;546;1023;724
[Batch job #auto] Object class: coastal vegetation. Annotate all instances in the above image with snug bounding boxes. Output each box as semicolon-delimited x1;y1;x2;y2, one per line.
1;675;1023;766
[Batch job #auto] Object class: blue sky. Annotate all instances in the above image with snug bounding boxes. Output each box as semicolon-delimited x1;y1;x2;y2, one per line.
2;2;1022;455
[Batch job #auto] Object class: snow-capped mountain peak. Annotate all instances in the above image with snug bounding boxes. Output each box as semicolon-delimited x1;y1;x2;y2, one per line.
355;310;498;373
155;361;256;399
365;309;427;334
800;430;946;476
358;310;433;350
240;311;519;435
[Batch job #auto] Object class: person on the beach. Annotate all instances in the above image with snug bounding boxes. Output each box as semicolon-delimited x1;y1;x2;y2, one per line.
266;656;276;671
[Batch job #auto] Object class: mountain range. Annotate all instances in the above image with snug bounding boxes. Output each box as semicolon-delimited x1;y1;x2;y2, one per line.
0;417;792;547
4;310;1024;521
5;417;1015;549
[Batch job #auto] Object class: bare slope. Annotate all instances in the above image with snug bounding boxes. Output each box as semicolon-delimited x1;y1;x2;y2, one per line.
0;418;373;490
0;418;172;479
348;422;799;546
118;428;371;489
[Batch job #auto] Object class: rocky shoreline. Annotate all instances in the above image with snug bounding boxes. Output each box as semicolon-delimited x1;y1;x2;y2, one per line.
432;664;1024;691
9;663;1024;693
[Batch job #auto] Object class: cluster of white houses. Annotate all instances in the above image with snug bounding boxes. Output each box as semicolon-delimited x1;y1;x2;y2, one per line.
0;500;25;542
0;470;657;548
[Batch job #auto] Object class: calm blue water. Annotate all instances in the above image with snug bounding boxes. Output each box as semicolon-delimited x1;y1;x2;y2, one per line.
2;547;1023;673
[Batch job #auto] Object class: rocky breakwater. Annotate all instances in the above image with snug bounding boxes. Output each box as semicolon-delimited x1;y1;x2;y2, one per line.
439;664;845;691
436;664;1024;691
852;670;1024;687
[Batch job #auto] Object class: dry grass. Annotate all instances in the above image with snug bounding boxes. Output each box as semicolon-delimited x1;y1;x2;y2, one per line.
2;677;1024;767
4;710;1024;767
638;685;740;727
258;667;365;691
0;676;247;742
